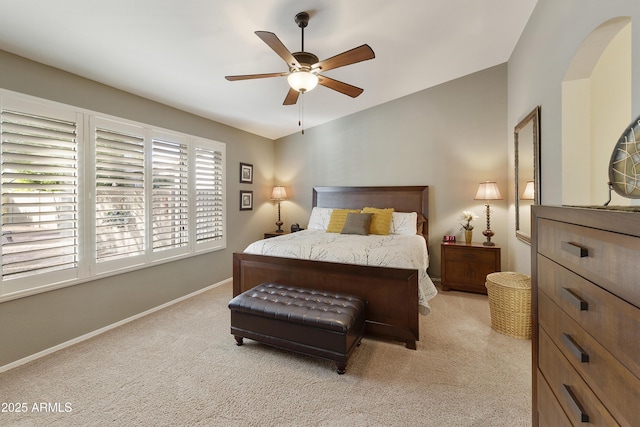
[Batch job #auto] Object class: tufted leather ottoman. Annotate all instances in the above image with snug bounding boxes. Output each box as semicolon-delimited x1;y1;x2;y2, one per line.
229;283;366;374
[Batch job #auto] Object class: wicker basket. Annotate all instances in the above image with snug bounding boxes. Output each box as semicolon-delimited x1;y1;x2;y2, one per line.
485;272;532;339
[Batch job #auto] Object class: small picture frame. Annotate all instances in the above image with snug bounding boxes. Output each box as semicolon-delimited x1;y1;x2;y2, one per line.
240;190;253;211
240;162;253;184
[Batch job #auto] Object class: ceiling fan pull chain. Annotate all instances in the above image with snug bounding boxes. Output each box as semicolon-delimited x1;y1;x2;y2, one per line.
299;93;305;134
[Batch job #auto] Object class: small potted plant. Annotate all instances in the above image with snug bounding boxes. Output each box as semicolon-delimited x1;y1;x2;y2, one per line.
460;210;479;244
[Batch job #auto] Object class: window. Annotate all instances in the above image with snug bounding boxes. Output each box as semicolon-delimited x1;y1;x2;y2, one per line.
194;144;224;246
1;99;81;295
94;119;145;265
0;94;226;299
152;135;189;254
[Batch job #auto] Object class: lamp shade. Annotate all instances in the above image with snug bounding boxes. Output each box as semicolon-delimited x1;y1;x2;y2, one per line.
474;181;502;201
271;186;288;200
287;71;318;92
521;181;535;200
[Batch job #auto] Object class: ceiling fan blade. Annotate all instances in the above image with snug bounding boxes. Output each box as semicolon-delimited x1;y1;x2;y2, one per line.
255;31;301;69
283;88;300;105
317;76;364;98
225;72;288;81
315;44;375;72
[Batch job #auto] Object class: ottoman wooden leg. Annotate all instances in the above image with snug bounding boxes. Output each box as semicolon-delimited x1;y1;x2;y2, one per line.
336;363;346;375
234;336;244;346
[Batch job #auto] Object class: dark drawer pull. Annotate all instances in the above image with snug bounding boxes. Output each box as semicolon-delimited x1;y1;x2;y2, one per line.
562;333;589;363
561;241;588;258
562;288;589;311
562;384;589;423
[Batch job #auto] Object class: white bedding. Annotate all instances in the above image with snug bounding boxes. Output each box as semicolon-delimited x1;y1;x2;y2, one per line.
243;230;438;315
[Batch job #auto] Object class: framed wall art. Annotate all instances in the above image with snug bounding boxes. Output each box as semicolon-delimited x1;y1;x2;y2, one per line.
240;190;253;211
240;162;253;184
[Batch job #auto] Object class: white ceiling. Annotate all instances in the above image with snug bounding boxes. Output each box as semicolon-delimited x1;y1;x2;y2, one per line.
0;0;537;140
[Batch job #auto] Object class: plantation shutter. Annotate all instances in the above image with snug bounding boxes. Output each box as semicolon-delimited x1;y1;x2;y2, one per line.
195;145;224;244
152;137;188;252
1;108;78;281
94;122;145;263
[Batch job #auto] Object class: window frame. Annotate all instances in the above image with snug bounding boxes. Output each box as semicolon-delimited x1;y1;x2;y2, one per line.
0;91;226;302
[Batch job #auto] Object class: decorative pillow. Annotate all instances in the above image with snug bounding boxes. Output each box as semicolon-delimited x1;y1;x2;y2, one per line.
391;212;418;235
340;213;373;235
326;209;361;233
307;207;334;231
362;207;394;235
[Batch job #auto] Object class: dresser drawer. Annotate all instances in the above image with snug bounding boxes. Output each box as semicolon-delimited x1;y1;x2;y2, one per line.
537;218;640;307
539;292;640;426
538;329;619;426
537;255;640;380
537;371;572;427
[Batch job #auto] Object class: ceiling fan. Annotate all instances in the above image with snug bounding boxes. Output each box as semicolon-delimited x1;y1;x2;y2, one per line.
225;11;375;105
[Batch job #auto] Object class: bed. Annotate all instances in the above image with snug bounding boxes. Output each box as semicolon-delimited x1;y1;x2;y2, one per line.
232;186;436;349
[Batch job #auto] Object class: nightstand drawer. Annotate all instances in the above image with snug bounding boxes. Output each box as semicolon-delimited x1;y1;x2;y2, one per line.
444;247;497;263
537;218;640;307
538;255;640;380
442;260;498;292
539;292;640;425
264;231;289;239
538;329;618;426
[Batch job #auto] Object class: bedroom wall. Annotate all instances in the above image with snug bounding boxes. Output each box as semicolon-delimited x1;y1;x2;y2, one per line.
507;0;640;273
273;64;509;278
0;50;275;367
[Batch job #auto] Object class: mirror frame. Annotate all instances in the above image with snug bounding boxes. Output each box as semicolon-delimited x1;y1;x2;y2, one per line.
514;106;541;244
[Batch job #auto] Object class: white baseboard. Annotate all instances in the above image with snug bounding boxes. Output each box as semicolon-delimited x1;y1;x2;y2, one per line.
0;278;232;374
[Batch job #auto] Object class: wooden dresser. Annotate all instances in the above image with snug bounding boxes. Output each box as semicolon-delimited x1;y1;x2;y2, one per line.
532;206;640;426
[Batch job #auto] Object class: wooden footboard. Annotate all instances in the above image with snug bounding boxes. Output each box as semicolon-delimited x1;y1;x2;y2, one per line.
233;252;419;349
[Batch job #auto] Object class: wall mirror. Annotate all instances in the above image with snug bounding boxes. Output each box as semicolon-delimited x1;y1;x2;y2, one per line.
514;106;541;244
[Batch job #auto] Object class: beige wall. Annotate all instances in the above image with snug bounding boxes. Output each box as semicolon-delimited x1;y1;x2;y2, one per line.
0;50;275;367
274;64;509;278
508;0;640;273
562;21;632;206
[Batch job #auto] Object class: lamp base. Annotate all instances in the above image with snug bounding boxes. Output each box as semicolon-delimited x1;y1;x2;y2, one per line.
482;229;495;246
275;200;284;233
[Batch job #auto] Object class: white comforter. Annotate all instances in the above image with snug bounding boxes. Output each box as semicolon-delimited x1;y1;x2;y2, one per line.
243;230;438;315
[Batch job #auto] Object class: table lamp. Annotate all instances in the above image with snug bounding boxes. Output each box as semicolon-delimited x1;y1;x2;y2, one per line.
474;181;502;246
271;186;288;233
521;181;535;200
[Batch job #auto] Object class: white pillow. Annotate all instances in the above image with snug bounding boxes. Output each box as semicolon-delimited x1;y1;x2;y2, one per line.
391;212;418;235
307;207;334;231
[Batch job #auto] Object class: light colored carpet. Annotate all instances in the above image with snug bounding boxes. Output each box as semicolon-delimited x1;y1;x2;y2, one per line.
0;282;531;426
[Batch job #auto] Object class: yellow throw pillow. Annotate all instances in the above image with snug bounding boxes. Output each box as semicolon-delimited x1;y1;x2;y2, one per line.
363;207;395;235
326;209;361;233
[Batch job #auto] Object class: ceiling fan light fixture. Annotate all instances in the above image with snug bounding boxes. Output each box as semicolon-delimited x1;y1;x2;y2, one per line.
287;70;318;92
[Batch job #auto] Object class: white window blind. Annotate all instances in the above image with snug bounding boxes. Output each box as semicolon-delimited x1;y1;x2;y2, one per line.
94;123;145;263
1;108;78;281
0;92;226;300
152;137;188;252
195;145;224;244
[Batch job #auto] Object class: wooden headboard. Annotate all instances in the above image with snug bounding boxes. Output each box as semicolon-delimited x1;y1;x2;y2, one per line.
312;186;429;243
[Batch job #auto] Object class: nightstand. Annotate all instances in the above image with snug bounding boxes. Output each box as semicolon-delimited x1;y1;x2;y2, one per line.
440;242;501;294
264;231;290;239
